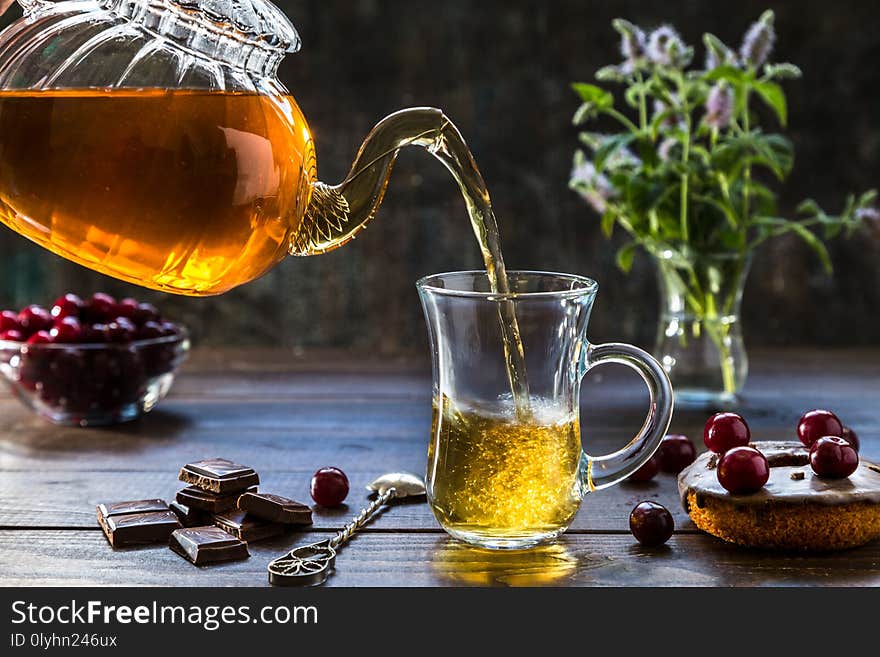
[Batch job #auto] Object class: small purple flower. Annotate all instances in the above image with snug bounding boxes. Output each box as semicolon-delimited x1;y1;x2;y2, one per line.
856;206;880;239
740;11;776;68
571;161;615;214
620;26;647;61
658;138;678;162
705;83;734;128
647;25;685;66
611;148;641;168
653;99;683;129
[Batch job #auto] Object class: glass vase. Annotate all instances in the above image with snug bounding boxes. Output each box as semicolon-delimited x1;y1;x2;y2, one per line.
653;251;751;406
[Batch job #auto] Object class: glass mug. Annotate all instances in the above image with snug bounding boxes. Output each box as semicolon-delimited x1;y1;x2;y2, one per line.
418;271;674;549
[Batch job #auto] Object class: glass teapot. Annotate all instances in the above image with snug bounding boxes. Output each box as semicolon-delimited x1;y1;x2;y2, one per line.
0;0;467;295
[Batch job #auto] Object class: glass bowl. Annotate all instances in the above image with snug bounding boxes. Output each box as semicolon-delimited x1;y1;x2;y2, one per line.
0;329;190;426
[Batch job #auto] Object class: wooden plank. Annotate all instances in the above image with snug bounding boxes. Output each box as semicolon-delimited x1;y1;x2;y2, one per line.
1;530;878;587
0;469;695;531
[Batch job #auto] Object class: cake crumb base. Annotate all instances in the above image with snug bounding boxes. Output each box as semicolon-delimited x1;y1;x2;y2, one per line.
686;491;880;551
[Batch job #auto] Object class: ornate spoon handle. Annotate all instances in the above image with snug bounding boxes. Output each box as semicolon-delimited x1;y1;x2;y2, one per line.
268;487;397;586
329;487;396;549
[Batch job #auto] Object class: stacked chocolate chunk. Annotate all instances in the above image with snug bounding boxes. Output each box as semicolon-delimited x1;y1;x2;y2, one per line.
171;458;260;529
170;458;315;564
96;457;313;567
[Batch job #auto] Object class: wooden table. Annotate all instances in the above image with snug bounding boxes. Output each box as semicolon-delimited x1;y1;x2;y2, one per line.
1;348;878;587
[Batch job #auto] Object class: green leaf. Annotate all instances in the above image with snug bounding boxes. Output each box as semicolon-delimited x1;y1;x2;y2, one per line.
601;210;616;238
789;223;832;273
571;83;614;109
704;65;749;85
693;194;739;230
615;242;637;273
796;198;822;216
753;217;832;272
742;133;793;180
594;133;637;172
858;189;878;206
753;80;788;126
572;103;594;125
577;132;604;149
612;18;642;38
596;65;627;83
763;63;802;80
624;83;646;109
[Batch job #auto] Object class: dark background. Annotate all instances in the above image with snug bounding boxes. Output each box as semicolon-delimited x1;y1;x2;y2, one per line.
0;0;877;354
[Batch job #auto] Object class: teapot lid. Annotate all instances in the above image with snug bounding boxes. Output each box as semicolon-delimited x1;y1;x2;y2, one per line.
168;0;301;52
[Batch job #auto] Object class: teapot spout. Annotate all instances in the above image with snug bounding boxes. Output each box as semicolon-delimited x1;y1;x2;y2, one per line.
290;107;480;256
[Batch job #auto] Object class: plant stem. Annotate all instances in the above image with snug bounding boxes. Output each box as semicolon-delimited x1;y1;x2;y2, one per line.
606;108;640;134
678;77;691;242
680;141;690;242
637;73;647;131
741;87;752;237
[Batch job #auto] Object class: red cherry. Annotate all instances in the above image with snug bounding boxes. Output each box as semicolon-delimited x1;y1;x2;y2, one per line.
115;297;140;319
50;317;82;343
158;320;179;337
717;446;769;494
0;329;24;342
797;409;843;448
83;293;117;323
0;309;21;332
131;303;159;326
628;454;660;482
809;436;859;479
657;434;697;474
50;293;83;320
310;467;349;507
629;501;674;547
80;323;109;344
137;321;164;340
26;330;53;345
17;305;53;333
840;427;860;453
703;412;751;453
106;318;136;343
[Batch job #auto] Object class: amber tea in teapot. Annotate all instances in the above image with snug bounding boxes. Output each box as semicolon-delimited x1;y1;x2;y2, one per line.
0;0;533;407
0;89;314;295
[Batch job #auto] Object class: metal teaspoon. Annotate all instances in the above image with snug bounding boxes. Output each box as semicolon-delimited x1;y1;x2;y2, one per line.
267;472;426;586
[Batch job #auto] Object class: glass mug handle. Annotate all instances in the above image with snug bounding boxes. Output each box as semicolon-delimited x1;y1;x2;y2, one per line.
577;342;674;493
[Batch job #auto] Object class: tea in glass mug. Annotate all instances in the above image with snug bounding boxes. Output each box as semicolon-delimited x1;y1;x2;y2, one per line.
419;271;674;549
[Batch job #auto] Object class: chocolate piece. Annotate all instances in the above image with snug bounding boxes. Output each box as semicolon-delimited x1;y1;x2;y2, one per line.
169;501;211;527
170;526;249;565
213;510;284;542
178;458;259;493
96;499;181;547
237;492;313;525
790;471;806;481
176;485;257;513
